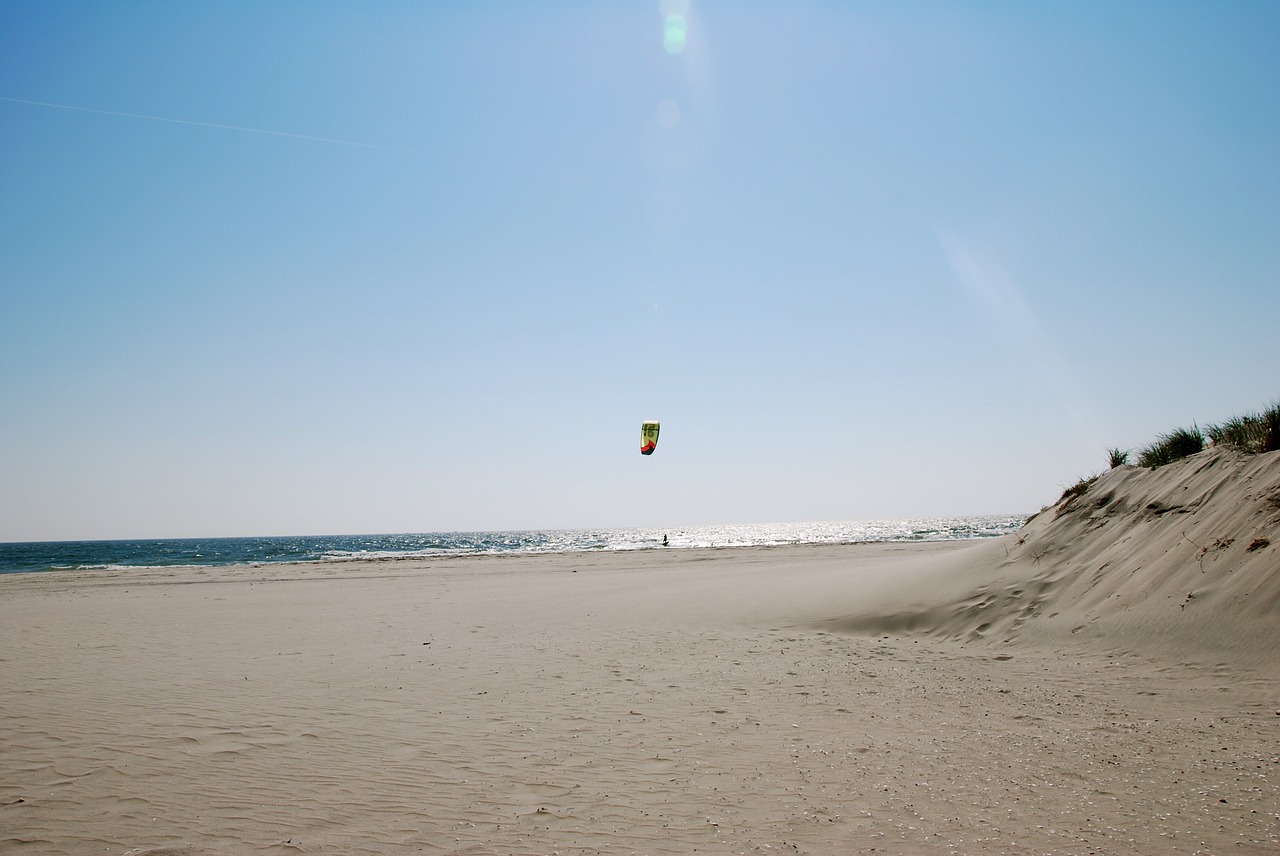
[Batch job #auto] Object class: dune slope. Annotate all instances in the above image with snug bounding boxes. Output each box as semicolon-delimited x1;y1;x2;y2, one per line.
820;448;1280;668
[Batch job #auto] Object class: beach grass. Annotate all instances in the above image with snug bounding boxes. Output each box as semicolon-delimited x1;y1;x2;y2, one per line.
1064;398;1278;494
1205;401;1280;454
1059;473;1098;504
1137;425;1205;468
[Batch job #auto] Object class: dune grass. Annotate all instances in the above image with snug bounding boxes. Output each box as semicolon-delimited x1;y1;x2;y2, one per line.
1055;399;1278;509
1205;402;1280;454
1137;425;1205;468
1059;473;1098;504
1118;401;1278;470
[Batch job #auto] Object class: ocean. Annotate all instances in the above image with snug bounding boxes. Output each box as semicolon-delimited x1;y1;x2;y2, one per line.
0;515;1027;575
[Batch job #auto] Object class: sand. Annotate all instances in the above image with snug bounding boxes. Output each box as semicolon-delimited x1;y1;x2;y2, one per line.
3;449;1278;855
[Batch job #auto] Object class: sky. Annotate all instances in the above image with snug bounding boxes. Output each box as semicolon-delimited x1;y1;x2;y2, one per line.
2;1;1278;542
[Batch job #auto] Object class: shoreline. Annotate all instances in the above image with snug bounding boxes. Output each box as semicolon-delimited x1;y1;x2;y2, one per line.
0;539;976;590
0;515;1029;576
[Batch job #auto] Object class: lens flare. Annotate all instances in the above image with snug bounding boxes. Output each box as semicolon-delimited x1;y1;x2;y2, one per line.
663;14;687;54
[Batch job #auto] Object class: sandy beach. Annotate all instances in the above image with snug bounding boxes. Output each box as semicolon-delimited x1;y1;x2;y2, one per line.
3;449;1279;855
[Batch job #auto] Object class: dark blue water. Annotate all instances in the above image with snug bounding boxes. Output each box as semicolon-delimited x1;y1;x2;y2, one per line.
0;516;1027;575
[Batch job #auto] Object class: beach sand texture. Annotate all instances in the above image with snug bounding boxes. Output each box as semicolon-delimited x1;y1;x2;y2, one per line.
2;448;1278;855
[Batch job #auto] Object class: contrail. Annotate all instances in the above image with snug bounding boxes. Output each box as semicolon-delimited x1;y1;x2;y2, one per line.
1;96;420;155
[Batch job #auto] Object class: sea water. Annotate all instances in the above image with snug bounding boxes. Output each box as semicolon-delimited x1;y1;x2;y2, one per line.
0;516;1026;575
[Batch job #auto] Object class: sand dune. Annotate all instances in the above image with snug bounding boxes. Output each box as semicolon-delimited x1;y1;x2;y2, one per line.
2;450;1278;854
816;448;1280;668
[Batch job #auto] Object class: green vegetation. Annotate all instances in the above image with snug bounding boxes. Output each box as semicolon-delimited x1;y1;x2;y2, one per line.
1137;425;1205;468
1057;399;1278;506
1204;402;1280;454
1127;402;1279;468
1059;473;1098;503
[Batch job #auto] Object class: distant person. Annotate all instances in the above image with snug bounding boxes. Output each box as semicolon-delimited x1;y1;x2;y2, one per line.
662;534;669;547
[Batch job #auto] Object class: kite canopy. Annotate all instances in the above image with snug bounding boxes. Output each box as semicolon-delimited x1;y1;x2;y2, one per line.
641;421;660;455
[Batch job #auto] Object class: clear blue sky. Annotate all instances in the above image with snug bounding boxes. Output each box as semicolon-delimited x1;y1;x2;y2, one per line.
2;1;1277;541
